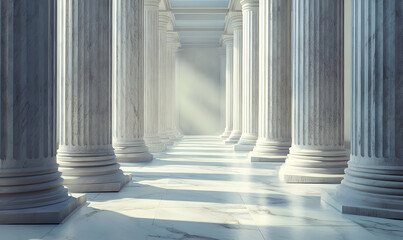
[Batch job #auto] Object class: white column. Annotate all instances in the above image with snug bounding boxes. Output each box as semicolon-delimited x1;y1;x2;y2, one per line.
166;31;182;141
57;0;131;192
158;12;173;146
0;1;85;224
220;35;234;140
323;0;403;219
234;0;259;151
144;0;166;152
225;13;243;144
171;42;183;140
112;0;153;162
279;0;348;183
249;0;292;162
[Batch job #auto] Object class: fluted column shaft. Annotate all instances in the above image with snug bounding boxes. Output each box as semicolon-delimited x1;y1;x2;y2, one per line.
57;0;130;192
279;0;348;183
249;0;291;162
144;0;165;153
225;13;243;144
112;0;152;162
323;0;403;219
158;12;173;146
0;0;84;224
220;35;234;140
234;0;259;151
166;32;182;140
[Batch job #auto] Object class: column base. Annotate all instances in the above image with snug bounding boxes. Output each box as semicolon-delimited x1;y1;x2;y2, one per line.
322;161;403;219
234;134;257;151
63;173;131;193
114;140;153;163
248;139;290;162
145;136;167;153
219;130;232;139
322;190;403;219
224;130;242;144
0;194;86;224
279;147;348;183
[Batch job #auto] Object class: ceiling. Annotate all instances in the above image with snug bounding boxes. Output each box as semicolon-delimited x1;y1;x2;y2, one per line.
168;0;230;48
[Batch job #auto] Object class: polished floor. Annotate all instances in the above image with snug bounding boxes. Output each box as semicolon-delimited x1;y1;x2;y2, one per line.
2;136;403;240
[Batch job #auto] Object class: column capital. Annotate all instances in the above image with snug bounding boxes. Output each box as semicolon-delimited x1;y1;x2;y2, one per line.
221;34;234;46
145;0;160;8
228;12;243;30
159;11;173;29
240;0;259;11
167;31;179;43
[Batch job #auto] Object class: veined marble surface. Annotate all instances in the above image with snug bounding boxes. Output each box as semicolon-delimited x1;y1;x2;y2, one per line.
2;136;402;240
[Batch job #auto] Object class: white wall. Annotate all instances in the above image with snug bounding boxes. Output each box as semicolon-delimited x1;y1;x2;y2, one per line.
177;47;224;135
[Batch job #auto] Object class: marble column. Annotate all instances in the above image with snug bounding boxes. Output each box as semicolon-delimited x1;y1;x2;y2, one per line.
225;13;243;144
112;0;153;162
57;0;131;192
158;12;173;146
220;35;234;140
0;0;85;224
234;0;259;151
167;32;182;141
323;0;403;219
249;0;292;162
279;0;348;183
144;0;166;153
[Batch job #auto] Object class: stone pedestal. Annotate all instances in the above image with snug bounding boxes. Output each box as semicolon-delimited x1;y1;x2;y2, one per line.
225;13;243;145
220;35;234;140
144;0;166;153
234;0;259;151
279;0;348;183
0;1;85;224
322;0;403;219
57;0;131;192
112;0;153;162
249;0;291;162
158;12;174;147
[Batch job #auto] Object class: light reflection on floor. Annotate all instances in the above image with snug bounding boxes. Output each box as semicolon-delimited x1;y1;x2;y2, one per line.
2;136;403;240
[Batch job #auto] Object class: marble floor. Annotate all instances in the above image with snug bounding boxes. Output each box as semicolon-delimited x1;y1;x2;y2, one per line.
2;136;403;240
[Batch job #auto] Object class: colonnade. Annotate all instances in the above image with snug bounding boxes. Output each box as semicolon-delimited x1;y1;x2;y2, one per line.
0;0;181;224
220;0;402;219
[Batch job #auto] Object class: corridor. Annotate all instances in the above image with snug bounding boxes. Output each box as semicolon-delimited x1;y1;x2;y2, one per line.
2;136;402;240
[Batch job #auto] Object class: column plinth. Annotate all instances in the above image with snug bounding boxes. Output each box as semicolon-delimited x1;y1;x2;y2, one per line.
112;0;152;163
57;0;131;192
279;0;348;183
249;0;291;162
144;0;166;153
234;0;259;151
323;0;403;219
225;13;243;145
0;1;85;224
220;35;234;140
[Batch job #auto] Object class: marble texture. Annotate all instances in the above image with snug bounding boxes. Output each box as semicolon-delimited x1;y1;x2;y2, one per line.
112;0;153;163
249;0;291;162
323;0;403;219
234;0;259;152
57;0;130;192
144;0;166;153
220;35;234;140
0;0;85;224
279;0;348;183
3;136;402;238
225;12;243;145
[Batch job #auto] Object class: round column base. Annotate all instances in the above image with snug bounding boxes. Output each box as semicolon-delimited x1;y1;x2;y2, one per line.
234;134;257;151
248;139;290;162
0;194;86;224
224;130;242;144
57;148;131;192
279;147;348;183
114;140;153;163
322;162;403;219
145;136;167;153
220;130;232;139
